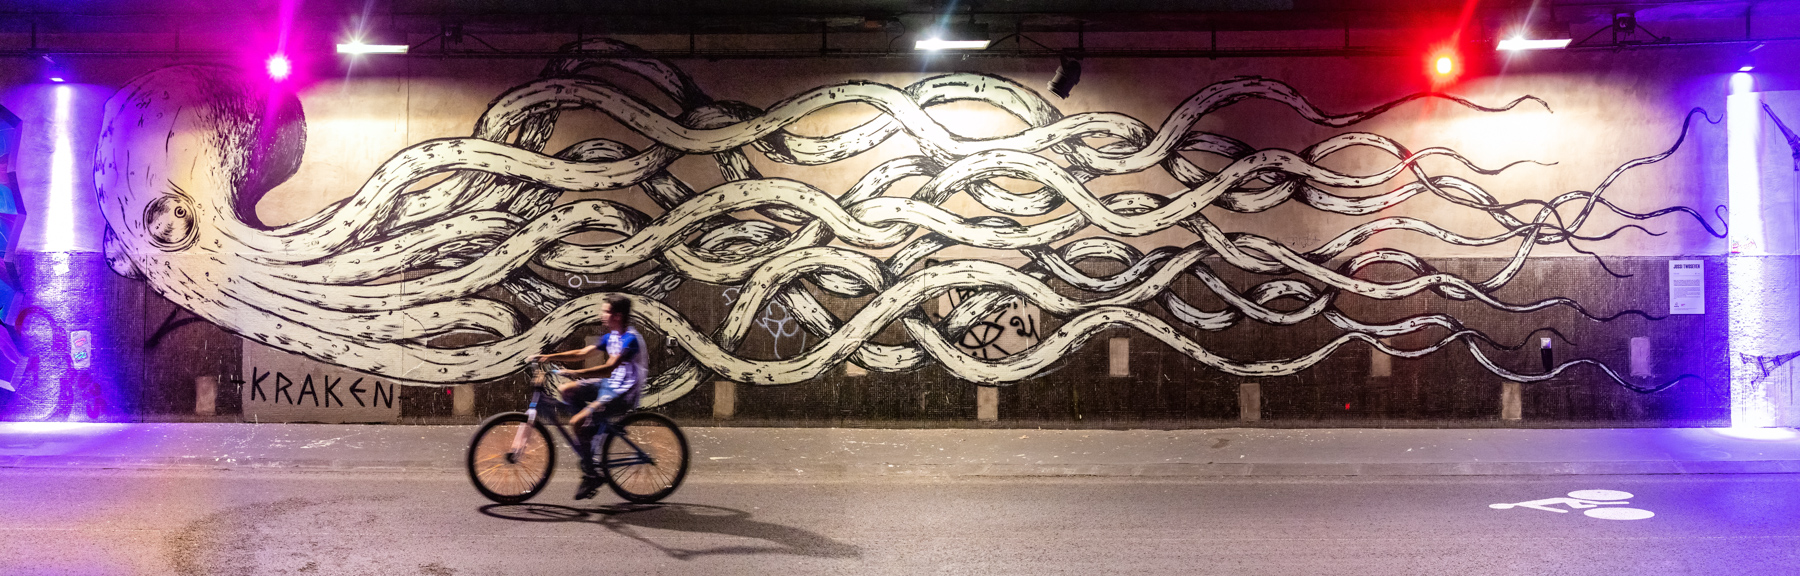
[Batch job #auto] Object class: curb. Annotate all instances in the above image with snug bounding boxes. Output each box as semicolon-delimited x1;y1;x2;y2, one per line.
7;456;1800;477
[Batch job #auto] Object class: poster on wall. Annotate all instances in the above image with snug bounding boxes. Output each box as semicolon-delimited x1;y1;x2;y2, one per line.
1669;260;1704;315
241;341;401;423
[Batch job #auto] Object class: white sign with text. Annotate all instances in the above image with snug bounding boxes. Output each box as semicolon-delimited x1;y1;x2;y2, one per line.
1669;260;1704;315
241;341;401;423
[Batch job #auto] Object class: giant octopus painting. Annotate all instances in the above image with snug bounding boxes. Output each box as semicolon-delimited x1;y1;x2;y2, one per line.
94;39;1719;407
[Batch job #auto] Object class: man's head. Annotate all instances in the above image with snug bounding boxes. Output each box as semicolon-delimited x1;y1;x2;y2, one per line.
602;294;632;330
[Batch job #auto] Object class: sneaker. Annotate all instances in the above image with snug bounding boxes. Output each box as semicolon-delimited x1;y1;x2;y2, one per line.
574;474;605;500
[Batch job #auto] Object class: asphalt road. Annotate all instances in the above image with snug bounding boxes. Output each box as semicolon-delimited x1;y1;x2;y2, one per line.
1;468;1794;575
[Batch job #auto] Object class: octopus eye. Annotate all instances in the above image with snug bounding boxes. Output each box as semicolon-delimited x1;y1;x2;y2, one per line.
144;195;199;251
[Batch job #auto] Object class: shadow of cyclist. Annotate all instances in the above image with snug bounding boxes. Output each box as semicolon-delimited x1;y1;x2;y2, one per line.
479;502;861;560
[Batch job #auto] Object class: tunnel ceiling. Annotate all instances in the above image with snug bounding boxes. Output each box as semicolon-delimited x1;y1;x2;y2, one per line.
0;0;1788;36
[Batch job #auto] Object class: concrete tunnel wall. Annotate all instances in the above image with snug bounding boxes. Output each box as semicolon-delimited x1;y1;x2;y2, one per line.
0;29;1796;427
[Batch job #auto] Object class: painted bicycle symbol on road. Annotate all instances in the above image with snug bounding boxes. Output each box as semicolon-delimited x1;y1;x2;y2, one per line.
1489;489;1654;520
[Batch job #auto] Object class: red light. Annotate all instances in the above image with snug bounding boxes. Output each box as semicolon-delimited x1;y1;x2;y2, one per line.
1434;55;1455;75
266;54;292;81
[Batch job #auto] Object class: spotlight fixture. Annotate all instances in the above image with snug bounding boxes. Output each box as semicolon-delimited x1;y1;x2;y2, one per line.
1738;44;1764;73
1046;56;1082;99
1613;13;1637;32
266;54;293;81
1434;55;1455;75
42;55;66;83
915;23;990;51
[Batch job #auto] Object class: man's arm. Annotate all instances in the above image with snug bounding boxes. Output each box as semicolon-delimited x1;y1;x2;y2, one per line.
530;345;597;364
560;346;623;378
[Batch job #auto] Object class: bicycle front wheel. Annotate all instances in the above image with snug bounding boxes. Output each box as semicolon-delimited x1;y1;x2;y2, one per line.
467;412;557;504
601;412;690;503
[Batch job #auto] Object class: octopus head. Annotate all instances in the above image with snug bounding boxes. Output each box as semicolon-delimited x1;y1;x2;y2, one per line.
94;64;306;278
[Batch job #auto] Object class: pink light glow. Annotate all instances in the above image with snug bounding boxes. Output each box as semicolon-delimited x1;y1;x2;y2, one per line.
266;54;293;80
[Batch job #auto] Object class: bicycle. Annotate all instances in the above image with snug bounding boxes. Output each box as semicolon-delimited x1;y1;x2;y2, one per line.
466;360;690;504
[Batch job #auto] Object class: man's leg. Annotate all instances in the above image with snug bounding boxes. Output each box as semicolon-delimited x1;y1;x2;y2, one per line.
574;420;601;478
564;382;604;479
590;401;633;465
572;404;607;500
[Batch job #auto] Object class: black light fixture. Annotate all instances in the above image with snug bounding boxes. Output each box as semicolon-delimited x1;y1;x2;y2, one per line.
1046;56;1081;98
1613;13;1637;33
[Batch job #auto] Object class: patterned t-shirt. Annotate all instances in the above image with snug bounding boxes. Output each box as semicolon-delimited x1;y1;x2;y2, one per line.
597;327;647;407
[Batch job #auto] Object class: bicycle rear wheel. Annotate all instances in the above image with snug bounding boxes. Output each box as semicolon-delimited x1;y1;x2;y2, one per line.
601;412;690;503
467;412;557;504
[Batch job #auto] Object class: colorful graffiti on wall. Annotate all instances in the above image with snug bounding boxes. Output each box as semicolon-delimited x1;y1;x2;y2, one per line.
0;106;29;396
93;39;1723;407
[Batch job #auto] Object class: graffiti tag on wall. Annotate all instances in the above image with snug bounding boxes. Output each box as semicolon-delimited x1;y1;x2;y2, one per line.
242;342;400;423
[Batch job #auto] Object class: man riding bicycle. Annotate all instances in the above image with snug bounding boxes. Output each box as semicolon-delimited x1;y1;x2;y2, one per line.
528;294;647;500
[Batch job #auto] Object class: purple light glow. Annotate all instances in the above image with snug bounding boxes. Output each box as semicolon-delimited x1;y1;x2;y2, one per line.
44;86;75;252
266;55;293;81
1712;427;1799;441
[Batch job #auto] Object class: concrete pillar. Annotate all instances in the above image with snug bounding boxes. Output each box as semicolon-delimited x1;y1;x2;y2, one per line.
977;386;998;421
1730;257;1800;427
1238;382;1260;422
1728;85;1800;427
713;380;736;419
452;385;475;417
1501;382;1523;421
1108;337;1129;377
194;376;217;416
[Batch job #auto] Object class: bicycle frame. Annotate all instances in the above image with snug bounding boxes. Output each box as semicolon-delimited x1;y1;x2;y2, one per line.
511;364;661;472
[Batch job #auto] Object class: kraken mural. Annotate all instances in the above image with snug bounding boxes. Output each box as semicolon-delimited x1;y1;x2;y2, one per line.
93;39;1723;408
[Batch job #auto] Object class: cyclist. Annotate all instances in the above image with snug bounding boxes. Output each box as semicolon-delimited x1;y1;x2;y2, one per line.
528;294;648;500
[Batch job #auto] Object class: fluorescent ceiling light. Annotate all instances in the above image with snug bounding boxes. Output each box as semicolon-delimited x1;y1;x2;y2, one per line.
914;23;989;51
915;38;990;50
1497;37;1571;51
338;41;409;55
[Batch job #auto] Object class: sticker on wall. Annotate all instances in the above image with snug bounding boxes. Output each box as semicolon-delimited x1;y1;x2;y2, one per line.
241;341;401;423
69;330;91;371
1669;260;1704;315
92;39;1724;407
1489;489;1654;520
